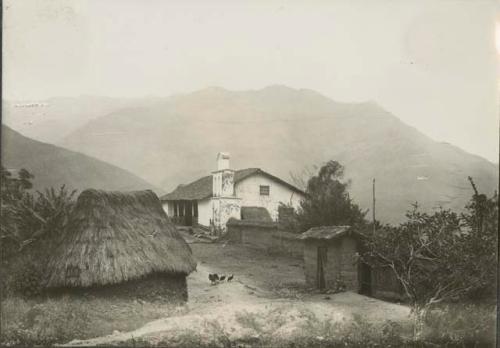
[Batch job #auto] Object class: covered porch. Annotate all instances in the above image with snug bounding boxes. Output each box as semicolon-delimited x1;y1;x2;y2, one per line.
166;200;199;226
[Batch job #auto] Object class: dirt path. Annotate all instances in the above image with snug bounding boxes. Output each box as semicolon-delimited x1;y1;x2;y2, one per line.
61;261;411;347
187;264;273;310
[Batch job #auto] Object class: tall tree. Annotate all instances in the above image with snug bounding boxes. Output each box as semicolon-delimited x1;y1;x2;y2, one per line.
296;161;367;231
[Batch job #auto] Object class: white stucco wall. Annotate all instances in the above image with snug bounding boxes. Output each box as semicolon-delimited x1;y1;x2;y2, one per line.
162;202;173;216
197;198;212;227
212;197;241;232
235;173;305;221
213;170;235;197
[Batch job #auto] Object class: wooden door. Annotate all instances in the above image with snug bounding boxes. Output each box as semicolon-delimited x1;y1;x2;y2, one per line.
317;246;327;290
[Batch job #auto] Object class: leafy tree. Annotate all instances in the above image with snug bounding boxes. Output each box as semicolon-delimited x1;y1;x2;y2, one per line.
1;167;77;296
1;166;76;259
296;161;367;231
361;178;498;339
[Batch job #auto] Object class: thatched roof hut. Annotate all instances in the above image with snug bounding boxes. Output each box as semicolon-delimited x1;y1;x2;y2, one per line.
45;189;197;289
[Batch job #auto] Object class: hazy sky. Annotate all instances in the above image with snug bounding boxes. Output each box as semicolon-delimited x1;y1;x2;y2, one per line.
3;0;499;162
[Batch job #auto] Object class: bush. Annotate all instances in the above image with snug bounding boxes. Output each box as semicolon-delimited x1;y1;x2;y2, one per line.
6;256;46;298
1;297;91;346
423;304;496;346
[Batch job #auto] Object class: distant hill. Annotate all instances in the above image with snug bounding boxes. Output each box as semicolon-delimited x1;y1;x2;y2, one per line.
1;125;160;193
13;86;498;223
2;96;163;144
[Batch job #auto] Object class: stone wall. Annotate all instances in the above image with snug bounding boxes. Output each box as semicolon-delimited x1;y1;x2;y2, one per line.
226;219;277;247
277;206;297;231
271;231;303;258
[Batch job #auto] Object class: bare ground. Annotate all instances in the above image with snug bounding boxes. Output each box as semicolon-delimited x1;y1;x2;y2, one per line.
61;241;412;347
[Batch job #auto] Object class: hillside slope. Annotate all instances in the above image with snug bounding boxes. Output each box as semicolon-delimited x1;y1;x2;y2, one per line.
57;86;498;223
2;96;163;144
1;125;159;193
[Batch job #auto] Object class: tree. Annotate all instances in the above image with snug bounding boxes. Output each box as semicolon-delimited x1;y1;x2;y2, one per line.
1;167;77;296
296;161;367;231
361;178;498;339
1;167;76;254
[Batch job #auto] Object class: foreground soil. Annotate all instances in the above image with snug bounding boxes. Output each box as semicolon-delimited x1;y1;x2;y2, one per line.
61;242;412;347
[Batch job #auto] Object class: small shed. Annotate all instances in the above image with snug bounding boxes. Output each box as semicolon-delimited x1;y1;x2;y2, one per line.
299;226;365;292
45;189;197;302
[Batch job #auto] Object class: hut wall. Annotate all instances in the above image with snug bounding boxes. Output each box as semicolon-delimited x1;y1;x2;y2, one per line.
325;240;342;288
304;240;340;287
49;273;188;302
303;238;359;291
303;241;318;286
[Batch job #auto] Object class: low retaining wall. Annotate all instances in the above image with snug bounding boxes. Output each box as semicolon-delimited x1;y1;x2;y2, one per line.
227;219;303;257
271;231;303;257
226;219;277;247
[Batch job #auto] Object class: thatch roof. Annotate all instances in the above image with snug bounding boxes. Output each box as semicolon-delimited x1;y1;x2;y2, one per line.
45;189;197;288
241;206;273;222
299;225;355;240
161;168;305;201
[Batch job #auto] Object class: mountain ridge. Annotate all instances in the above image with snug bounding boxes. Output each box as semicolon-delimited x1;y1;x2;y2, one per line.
4;86;497;223
1;125;161;194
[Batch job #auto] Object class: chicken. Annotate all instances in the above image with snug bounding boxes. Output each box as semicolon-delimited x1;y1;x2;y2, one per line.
227;274;234;282
219;275;226;281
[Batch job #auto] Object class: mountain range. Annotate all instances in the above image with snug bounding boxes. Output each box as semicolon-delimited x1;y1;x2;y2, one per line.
1;125;159;193
3;86;498;223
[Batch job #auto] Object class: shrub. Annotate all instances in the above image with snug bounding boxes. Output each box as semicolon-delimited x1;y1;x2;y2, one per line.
423;304;496;346
6;256;46;298
0;297;92;346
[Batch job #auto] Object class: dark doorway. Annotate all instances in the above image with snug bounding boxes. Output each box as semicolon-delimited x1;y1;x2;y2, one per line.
359;262;372;295
317;246;327;290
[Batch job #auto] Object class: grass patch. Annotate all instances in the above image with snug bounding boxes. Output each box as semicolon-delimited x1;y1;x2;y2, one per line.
0;295;185;346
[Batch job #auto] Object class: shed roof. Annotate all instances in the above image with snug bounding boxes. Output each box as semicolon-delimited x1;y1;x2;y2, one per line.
299;225;354;240
161;168;305;201
45;189;197;288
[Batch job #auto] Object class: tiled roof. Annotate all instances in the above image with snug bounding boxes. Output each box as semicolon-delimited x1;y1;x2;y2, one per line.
161;168;304;201
160;175;213;201
298;226;353;240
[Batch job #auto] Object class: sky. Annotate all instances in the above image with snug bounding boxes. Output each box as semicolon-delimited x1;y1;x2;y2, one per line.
3;0;499;162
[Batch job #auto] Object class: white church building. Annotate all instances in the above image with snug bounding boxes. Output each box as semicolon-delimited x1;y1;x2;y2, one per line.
161;153;305;231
